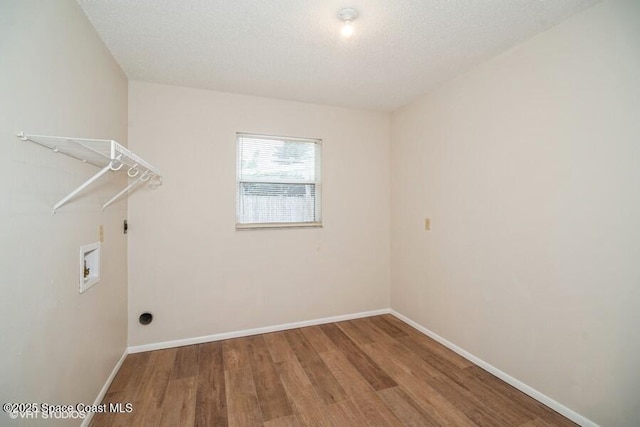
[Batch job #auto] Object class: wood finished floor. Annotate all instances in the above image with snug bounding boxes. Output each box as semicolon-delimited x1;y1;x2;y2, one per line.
91;315;576;426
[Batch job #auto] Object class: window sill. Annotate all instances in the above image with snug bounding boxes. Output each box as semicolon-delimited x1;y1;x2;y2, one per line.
236;222;323;230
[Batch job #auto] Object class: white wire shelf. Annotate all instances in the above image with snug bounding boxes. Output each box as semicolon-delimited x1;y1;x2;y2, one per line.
18;132;162;213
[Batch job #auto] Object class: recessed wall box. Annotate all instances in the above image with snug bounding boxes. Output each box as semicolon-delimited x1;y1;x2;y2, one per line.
80;242;101;293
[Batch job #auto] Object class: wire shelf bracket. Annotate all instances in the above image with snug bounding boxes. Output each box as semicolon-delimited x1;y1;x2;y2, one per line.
18;132;162;214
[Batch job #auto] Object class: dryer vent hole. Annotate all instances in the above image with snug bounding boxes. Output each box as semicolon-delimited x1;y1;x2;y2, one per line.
139;312;153;325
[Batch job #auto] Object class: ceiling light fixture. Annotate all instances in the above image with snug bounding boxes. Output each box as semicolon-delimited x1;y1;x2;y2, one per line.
338;8;358;38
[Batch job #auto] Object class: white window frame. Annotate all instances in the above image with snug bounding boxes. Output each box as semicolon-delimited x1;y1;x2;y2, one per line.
236;132;322;230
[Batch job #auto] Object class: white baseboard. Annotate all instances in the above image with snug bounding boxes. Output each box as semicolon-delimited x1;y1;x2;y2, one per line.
81;349;128;427
128;308;392;354
389;310;597;427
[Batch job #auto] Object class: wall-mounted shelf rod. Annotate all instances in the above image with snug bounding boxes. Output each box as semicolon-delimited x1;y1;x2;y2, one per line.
17;132;162;214
101;172;146;211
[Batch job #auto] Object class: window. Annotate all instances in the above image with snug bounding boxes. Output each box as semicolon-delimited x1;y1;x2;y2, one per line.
236;133;322;229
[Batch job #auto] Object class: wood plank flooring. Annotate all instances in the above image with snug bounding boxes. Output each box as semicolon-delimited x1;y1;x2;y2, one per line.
90;315;576;426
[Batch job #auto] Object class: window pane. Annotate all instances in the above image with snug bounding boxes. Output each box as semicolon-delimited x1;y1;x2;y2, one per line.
239;137;316;182
236;133;321;227
238;183;316;223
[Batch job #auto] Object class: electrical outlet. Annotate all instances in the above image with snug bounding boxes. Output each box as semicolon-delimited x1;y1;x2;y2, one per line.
99;225;104;242
424;218;431;231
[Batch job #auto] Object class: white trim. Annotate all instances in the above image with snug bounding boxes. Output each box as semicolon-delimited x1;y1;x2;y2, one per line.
81;349;128;427
236;132;322;144
389;310;598;427
236;222;323;230
128;308;391;354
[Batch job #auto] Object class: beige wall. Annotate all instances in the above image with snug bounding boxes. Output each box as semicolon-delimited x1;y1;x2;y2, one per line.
127;81;390;346
3;1;635;425
0;0;128;423
390;2;640;426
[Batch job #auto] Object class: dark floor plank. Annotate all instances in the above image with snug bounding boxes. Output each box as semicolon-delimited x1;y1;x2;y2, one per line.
276;359;333;427
370;336;441;380
398;335;470;386
246;335;293;421
301;357;347;406
368;315;409;338
427;373;516;427
362;341;474;425
361;342;415;379
520;418;561;427
108;352;151;393
263;331;297;363
300;325;338;353
377;386;442;426
284;329;319;362
223;337;252;371
377;314;414;332
160;377;197;427
171;344;200;379
465;366;577;427
350;392;404;427
131;348;178;427
388;317;472;369
335;319;376;345
355;317;397;345
321;323;397;391
326;399;368;427
461;367;537;425
395;371;477;427
318;350;373;396
285;329;347;405
195;342;228;427
263;414;301;427
537;409;580;427
225;367;263;427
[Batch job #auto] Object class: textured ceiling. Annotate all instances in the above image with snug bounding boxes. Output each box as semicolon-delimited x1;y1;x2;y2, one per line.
77;0;598;111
